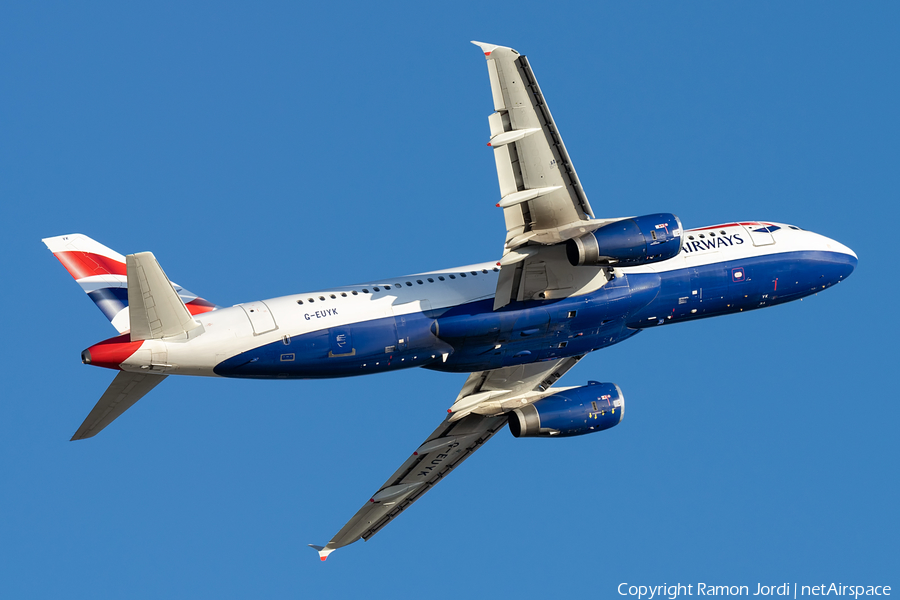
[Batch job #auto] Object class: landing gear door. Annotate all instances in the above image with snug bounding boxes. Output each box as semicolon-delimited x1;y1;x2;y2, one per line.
740;222;776;247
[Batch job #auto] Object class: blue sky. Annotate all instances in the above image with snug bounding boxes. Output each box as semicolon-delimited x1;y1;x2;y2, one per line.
2;2;897;597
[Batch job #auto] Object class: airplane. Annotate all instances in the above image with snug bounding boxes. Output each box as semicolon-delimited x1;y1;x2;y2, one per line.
43;42;857;561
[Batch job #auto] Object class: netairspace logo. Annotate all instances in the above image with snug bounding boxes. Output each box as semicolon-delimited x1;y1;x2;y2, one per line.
617;583;892;599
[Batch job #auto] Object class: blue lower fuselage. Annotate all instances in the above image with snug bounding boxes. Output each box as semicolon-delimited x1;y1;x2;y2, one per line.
213;248;856;380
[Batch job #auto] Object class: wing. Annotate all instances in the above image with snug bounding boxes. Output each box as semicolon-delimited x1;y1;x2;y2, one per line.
308;413;507;561
308;356;584;561
472;42;621;309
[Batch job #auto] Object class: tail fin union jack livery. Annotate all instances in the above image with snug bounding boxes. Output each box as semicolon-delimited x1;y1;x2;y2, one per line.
44;233;217;334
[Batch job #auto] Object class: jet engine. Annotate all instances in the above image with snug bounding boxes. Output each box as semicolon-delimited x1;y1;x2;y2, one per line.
565;213;682;267
508;381;624;438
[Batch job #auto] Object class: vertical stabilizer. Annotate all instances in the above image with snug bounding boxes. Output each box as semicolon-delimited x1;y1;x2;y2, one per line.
43;234;217;333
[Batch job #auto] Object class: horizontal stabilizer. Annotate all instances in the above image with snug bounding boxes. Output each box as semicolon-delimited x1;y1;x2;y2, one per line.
127;252;202;341
71;371;167;440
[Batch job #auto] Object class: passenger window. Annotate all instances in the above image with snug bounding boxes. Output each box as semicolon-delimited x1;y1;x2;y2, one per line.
449;275;455;279
439;276;445;281
460;273;466;278
427;278;434;283
406;282;413;287
373;287;380;292
352;291;358;296
297;299;304;304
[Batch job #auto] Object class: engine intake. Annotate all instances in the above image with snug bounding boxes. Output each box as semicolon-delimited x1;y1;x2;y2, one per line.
509;381;624;438
566;213;682;267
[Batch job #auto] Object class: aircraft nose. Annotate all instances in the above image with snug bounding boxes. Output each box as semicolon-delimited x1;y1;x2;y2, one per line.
823;237;857;281
837;251;857;280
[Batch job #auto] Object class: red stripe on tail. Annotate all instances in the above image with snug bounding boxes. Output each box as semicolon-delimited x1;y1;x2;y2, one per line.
186;299;216;315
55;251;127;279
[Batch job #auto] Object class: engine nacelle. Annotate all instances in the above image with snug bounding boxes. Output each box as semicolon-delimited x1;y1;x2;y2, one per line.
566;213;682;267
508;381;624;438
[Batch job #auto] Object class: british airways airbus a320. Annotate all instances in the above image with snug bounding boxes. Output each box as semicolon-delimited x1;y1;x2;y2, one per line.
45;42;856;560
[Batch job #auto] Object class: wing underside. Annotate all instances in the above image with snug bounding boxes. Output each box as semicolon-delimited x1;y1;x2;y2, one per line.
309;356;585;560
310;413;508;560
472;42;621;309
